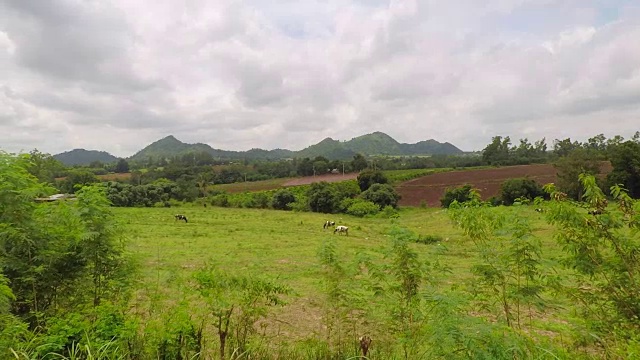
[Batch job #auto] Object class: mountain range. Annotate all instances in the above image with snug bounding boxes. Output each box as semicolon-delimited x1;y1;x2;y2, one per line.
53;132;463;166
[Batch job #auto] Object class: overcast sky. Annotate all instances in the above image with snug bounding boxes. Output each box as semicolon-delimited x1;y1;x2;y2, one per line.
1;0;639;157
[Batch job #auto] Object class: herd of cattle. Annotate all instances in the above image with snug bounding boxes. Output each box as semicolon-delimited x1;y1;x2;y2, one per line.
322;220;348;235
175;214;349;235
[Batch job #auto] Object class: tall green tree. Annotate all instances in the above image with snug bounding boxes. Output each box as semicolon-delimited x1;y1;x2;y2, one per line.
26;149;65;184
553;148;601;200
114;158;130;173
552;138;581;157
482;136;511;165
351;153;368;172
607;140;640;198
0;152;128;327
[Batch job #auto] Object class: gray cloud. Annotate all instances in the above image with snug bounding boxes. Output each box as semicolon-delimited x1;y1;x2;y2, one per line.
0;0;639;157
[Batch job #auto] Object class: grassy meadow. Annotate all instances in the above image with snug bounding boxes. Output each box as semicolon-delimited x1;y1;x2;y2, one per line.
117;204;593;358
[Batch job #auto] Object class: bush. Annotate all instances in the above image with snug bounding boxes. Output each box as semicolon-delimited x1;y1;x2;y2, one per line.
307;182;338;213
361;183;401;209
210;193;229;207
271;189;296;210
379;205;400;219
487;196;503;207
357;170;388;191
440;184;479;208
346;199;380;217
289;194;310;212
499;178;545;206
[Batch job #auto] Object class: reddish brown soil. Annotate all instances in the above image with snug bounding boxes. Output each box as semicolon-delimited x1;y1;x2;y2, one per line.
283;172;359;186
396;163;612;207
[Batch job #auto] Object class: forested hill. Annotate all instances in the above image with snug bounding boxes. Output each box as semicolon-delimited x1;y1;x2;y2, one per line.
53;149;119;166
54;132;463;164
129;132;463;162
129;135;295;162
296;132;463;159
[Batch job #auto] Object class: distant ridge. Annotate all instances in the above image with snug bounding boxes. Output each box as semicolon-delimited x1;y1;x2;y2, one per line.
295;131;463;159
55;132;463;164
53;149;119;166
129;135;295;162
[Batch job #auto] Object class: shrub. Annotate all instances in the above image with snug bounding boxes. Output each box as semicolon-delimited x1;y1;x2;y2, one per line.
357;170;388;191
361;183;401;209
487;196;503;207
440;184;479;208
307;182;338;213
499;178;545;206
379;205;400;219
271;189;296;210
210;193;229;207
346;199;380;217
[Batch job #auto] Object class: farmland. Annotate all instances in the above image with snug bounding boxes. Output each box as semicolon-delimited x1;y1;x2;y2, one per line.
118;204;598;358
396;163;613;207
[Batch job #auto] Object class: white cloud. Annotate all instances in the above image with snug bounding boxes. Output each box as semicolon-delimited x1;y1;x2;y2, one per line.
0;0;639;157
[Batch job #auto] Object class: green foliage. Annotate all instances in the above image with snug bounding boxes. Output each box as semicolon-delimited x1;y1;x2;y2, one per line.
450;204;545;329
271;189;296;210
114;159;129;173
194;264;290;359
356;169;388;191
58;169;100;194
350;153;368;171
553;148;602;200
607;140;640;198
26;150;65;185
379;205;400;219
74;186;127;307
105;179;179;207
345;199;380;217
482;136;512;165
317;241;366;356
414;234;443;245
382;228;429;359
1;152;129;335
307;182;338;213
545;175;640;331
360;183;401;209
499;177;545;206
440;184;481;208
210;193;230;207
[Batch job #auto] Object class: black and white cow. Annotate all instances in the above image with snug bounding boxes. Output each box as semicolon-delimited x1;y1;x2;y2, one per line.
334;225;348;236
535;208;544;213
174;214;188;223
323;220;336;229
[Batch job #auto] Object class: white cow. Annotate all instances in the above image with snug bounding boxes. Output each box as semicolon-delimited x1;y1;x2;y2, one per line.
334;225;349;236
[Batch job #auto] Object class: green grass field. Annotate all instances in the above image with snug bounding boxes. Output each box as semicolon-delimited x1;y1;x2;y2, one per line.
118;204;587;358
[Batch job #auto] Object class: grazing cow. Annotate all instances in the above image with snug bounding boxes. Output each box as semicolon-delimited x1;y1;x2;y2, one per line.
334;225;348;236
323;220;336;229
588;209;603;215
174;214;188;223
535;208;544;213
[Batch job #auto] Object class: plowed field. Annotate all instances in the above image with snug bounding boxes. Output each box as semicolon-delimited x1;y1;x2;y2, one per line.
282;172;358;186
396;163;612;207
